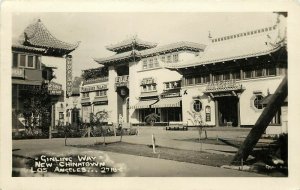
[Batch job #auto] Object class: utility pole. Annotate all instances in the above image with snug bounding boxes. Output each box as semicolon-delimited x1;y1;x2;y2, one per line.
231;76;287;165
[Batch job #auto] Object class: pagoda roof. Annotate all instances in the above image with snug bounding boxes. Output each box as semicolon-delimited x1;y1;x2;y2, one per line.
94;50;141;65
140;41;206;57
105;36;157;53
15;19;79;57
167;25;286;69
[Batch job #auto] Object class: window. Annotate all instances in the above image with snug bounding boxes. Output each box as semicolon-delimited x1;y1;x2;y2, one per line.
254;95;264;109
167;55;172;63
232;71;241;80
165;83;170;89
142;84;157;92
266;67;276;76
244;70;252;79
20;55;26;67
142;85;147;91
96;90;107;97
12;53;18;68
143;60;147;69
186;77;194;86
193;100;202;112
59;112;64;119
173;54;179;62
154;57;159;67
223;72;231;80
195;76;202;84
161;56;165;62
254;69;264;77
149;58;153;68
82;92;89;98
203;75;210;83
214;74;222;82
27;55;34;68
36;56;41;69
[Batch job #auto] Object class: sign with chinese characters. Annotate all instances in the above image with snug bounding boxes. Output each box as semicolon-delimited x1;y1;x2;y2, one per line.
205;80;241;92
141;77;156;85
48;82;63;95
66;55;73;98
12;68;24;78
81;84;108;92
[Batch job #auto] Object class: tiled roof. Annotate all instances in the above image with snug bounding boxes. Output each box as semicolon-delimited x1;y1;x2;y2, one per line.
18;19;79;53
140;41;206;57
94;50;141;65
106;36;157;52
167;25;286;69
12;43;46;53
94;41;205;65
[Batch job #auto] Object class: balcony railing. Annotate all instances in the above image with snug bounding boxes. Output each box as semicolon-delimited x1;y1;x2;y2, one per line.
115;75;129;88
83;77;109;85
205;80;243;92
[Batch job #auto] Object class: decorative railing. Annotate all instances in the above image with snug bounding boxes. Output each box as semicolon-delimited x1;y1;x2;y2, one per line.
83;77;108;85
205;80;243;92
115;75;129;88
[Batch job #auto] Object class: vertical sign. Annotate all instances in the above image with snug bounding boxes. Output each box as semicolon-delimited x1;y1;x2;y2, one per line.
205;106;211;122
66;55;73;98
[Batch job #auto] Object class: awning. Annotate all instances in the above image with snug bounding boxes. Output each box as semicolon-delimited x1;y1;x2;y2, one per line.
152;97;181;108
93;97;108;105
81;98;91;106
130;99;157;109
12;79;42;86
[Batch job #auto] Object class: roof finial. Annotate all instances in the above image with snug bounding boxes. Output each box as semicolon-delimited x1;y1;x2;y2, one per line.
208;31;212;39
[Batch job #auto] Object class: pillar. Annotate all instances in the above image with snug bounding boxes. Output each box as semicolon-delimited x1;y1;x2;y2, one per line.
215;99;219;127
107;66;118;124
66;55;73;98
237;97;241;127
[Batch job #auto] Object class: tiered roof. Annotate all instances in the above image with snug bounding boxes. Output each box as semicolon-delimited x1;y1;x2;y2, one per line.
94;41;205;66
13;19;79;57
94;50;141;65
106;36;157;53
167;25;286;69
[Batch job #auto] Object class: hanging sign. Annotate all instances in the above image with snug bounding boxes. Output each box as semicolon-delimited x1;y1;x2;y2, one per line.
66;55;73;98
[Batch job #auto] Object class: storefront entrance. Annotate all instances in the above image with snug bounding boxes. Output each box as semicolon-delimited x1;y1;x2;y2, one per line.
217;96;239;127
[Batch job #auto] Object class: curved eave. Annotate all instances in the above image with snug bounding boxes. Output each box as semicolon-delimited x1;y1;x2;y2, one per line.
106;43;157;52
141;46;204;58
167;45;285;70
94;52;142;66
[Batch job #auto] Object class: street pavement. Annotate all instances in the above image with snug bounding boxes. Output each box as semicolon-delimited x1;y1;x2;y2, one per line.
12;127;266;177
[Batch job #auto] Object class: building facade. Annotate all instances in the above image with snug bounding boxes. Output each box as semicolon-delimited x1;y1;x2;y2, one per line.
80;37;205;124
12;19;79;132
166;16;287;132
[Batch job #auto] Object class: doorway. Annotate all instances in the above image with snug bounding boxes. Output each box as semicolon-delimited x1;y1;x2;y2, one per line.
217;96;239;127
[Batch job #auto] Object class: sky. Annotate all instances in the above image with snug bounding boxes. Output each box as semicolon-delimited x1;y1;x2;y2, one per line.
12;12;278;78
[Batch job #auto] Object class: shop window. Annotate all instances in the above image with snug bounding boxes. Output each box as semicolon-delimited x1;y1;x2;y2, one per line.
195;76;202;84
186;77;194;86
193;100;202;112
254;69;264;77
244;70;253;79
266;67;276;76
254;94;264;109
223;72;230;80
203;75;210;83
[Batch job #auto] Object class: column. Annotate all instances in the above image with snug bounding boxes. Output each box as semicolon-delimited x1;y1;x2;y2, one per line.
66;55;73;98
108;66;118;124
215;99;219;127
237;97;241;127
